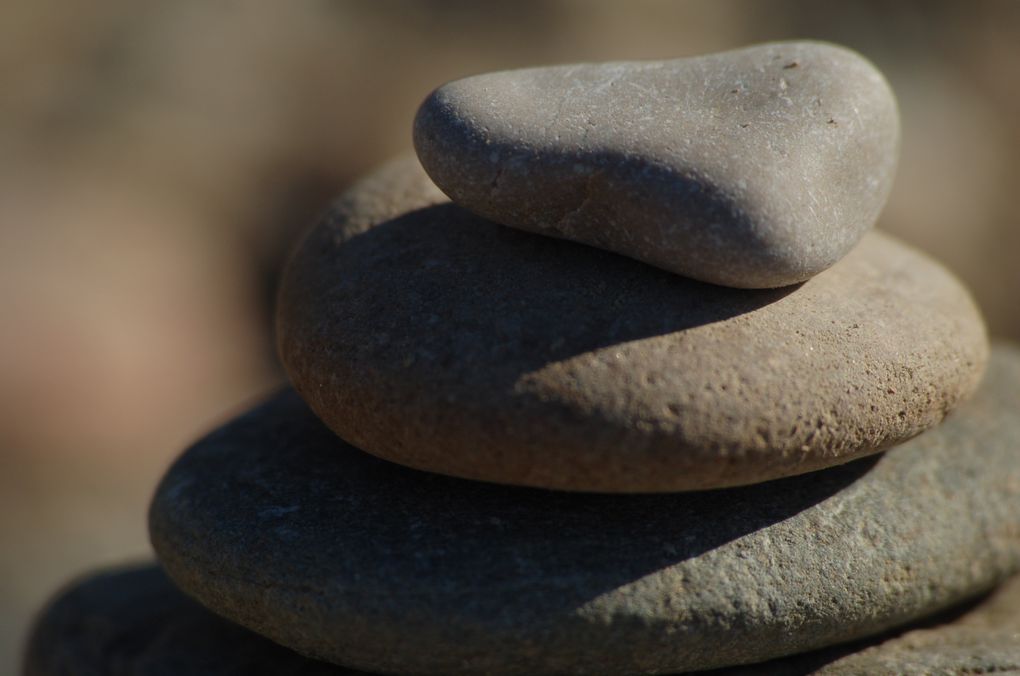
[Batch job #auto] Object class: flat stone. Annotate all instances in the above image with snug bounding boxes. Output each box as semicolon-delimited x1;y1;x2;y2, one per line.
150;345;1020;675
276;157;987;493
23;564;357;675
25;566;1020;676
413;41;899;288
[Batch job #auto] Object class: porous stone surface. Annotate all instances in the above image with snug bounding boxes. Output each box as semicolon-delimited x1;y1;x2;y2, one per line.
413;41;900;288
276;157;987;493
150;345;1020;675
23;564;356;676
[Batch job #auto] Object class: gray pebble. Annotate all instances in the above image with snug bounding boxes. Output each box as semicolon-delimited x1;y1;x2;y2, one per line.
24;564;1020;675
414;41;900;288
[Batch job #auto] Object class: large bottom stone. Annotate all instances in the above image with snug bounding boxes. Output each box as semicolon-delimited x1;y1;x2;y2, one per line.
149;345;1020;675
24;565;1020;675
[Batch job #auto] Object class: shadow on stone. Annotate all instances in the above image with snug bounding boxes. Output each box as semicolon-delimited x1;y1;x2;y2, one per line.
24;562;997;676
24;563;356;675
324;201;801;383
153;389;878;628
149;347;1020;674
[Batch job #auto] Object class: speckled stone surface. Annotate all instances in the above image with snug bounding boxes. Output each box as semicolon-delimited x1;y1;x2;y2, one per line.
24;565;1020;676
717;575;1020;675
23;564;357;676
276;157;986;493
150;345;1020;675
21;566;1020;672
413;41;899;288
813;575;1020;674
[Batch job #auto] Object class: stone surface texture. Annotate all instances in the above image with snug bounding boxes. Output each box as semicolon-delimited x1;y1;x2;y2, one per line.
24;565;1020;675
414;41;900;288
150;345;1020;675
23;564;355;676
708;576;1020;674
277;157;987;493
812;575;1020;674
811;575;1020;672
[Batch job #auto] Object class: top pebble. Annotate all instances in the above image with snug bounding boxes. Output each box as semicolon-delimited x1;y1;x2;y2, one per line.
414;41;899;288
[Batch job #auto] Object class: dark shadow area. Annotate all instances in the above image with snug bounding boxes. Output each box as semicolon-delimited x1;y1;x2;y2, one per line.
24;564;356;675
311;200;801;393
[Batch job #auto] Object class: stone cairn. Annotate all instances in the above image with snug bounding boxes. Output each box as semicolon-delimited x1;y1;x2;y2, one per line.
26;41;1020;675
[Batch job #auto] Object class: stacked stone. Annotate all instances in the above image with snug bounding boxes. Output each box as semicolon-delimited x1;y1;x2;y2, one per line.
26;42;1020;675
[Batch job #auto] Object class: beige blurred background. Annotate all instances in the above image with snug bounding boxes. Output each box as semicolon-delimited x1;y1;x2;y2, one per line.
1;1;1018;671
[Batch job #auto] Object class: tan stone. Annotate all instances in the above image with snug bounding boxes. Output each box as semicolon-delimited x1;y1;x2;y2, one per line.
277;157;986;492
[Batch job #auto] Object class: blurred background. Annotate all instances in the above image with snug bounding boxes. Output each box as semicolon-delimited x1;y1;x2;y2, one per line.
1;1;1018;671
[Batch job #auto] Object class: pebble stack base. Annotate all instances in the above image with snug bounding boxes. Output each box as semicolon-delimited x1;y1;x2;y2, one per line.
150;346;1020;675
24;564;1020;675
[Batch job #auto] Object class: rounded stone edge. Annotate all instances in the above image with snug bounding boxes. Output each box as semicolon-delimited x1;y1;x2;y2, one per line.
150;346;1020;674
276;157;988;493
22;563;366;676
413;40;901;289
